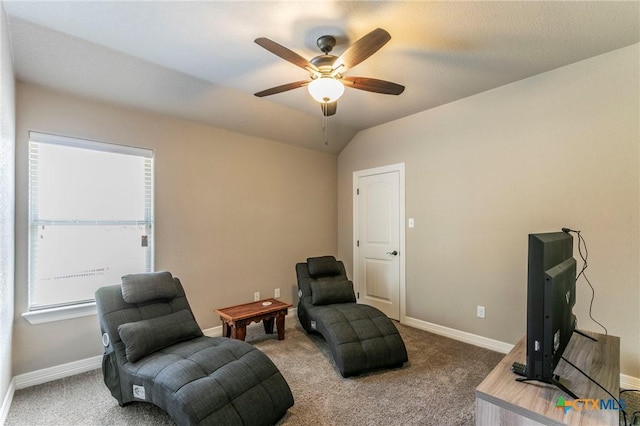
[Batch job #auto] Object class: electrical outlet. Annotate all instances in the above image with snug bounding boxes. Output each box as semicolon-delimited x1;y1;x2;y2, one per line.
254;292;260;302
275;288;280;298
477;305;486;319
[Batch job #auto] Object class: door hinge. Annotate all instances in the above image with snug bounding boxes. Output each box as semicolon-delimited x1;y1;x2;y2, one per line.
356;188;359;195
356;240;359;247
357;292;360;299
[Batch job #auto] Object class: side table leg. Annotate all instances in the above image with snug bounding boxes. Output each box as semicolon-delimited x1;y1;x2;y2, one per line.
276;313;285;340
232;321;247;341
263;317;275;334
222;321;231;338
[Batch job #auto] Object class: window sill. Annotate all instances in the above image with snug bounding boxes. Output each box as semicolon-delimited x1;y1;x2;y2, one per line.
22;302;97;325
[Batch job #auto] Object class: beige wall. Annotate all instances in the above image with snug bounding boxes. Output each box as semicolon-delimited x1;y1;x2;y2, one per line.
338;44;640;376
13;83;337;375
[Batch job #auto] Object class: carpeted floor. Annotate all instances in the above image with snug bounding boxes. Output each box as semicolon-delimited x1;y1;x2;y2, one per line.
6;320;504;425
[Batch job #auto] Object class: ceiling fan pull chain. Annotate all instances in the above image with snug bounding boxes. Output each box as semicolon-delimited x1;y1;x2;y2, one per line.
322;104;329;146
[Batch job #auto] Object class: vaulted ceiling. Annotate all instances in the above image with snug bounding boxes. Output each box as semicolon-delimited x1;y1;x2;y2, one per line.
4;1;639;154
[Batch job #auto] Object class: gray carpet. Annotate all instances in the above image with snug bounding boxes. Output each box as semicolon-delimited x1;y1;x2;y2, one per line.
6;320;505;425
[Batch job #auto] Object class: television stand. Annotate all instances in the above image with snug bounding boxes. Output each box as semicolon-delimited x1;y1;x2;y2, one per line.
476;331;619;425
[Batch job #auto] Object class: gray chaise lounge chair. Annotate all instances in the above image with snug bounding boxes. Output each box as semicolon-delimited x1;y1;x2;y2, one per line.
295;256;408;377
95;271;294;426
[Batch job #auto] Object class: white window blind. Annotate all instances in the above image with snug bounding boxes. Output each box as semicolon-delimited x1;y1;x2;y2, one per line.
28;132;154;311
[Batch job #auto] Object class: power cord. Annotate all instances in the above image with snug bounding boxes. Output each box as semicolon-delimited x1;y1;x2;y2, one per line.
561;355;628;423
561;228;638;425
562;228;608;335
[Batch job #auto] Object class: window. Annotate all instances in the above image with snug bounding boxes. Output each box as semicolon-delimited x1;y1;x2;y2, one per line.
27;132;153;315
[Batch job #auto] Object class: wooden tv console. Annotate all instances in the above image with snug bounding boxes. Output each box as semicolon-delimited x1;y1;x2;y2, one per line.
475;331;620;426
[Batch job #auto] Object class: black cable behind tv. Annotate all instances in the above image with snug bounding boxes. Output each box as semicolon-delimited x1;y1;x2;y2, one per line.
516;330;595;399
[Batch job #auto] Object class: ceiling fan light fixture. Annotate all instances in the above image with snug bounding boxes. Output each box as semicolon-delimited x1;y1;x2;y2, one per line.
307;77;345;103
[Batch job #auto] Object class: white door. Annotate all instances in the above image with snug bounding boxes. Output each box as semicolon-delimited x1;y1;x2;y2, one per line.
354;166;403;320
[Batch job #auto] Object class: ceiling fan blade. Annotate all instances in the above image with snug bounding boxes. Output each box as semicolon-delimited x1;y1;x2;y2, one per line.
342;76;405;95
254;80;310;97
333;28;391;71
321;101;337;116
255;37;320;75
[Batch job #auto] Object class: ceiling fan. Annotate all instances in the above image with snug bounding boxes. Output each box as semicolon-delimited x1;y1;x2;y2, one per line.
254;28;405;116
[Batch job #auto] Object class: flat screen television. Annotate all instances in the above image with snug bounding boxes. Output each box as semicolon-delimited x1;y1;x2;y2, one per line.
518;231;580;397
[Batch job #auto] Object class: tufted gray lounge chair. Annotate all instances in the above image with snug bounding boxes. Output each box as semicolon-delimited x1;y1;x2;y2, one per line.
95;271;294;426
295;256;408;377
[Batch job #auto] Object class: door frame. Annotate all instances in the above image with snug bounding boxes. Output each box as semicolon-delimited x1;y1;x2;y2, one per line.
353;163;406;323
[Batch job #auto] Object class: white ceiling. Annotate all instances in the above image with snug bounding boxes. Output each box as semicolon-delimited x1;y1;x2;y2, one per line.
4;1;639;154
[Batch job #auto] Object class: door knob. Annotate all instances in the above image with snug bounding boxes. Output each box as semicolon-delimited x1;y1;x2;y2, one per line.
387;250;398;256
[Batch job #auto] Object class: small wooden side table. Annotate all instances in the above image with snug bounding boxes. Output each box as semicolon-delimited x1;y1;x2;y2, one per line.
215;298;293;341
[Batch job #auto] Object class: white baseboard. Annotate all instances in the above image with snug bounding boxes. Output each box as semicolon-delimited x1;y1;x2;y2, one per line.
621;374;640;390
202;325;223;337
14;355;102;390
0;378;16;425
402;315;639;392
403;316;515;354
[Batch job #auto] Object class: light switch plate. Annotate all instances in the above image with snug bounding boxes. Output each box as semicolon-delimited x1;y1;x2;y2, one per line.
477;305;486;318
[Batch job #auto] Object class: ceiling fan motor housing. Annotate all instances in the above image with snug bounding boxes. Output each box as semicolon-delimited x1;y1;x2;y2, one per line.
310;54;339;76
316;35;336;53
